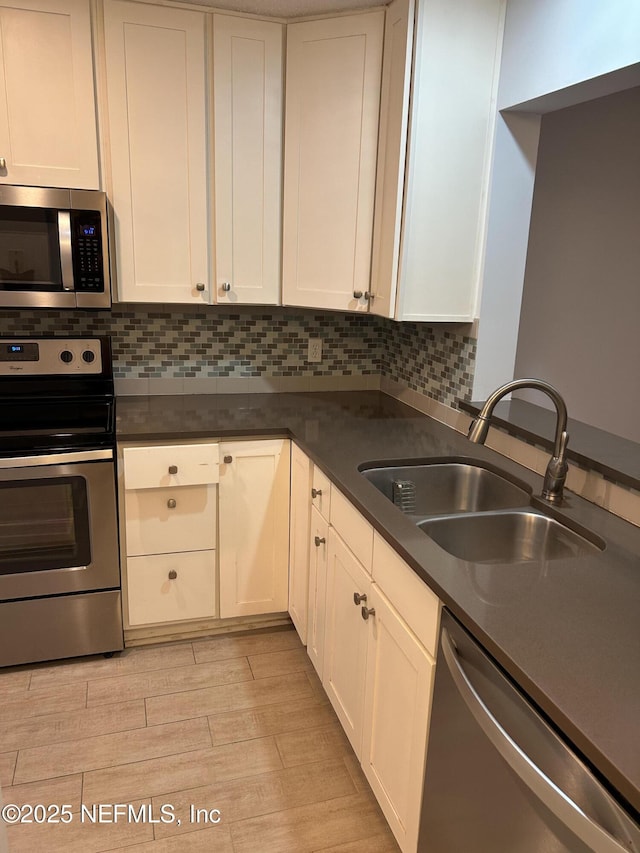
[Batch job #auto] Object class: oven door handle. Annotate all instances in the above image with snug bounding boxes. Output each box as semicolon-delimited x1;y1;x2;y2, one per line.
441;629;633;853
0;449;113;468
58;210;75;292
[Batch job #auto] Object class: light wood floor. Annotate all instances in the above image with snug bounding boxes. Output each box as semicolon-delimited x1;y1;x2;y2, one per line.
0;627;400;852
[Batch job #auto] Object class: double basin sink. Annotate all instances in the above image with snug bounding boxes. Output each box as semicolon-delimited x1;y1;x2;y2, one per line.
359;460;604;564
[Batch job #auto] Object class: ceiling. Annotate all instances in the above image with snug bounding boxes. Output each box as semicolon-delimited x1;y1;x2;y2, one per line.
171;0;383;18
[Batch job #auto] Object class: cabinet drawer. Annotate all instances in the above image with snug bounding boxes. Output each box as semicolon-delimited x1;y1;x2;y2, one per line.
123;443;219;490
125;485;217;557
372;531;440;656
330;488;373;573
311;465;331;519
127;549;216;626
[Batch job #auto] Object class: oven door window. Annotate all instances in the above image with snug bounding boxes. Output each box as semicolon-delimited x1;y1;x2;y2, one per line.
0;207;63;290
0;477;91;575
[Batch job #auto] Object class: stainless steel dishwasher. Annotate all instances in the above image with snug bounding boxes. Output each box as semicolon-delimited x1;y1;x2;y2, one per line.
418;609;640;852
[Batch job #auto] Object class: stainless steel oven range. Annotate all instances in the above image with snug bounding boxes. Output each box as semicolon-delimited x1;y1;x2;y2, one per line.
0;336;123;667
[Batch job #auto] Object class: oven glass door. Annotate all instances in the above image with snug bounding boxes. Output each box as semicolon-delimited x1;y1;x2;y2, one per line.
0;476;91;575
0;455;120;599
0;207;64;291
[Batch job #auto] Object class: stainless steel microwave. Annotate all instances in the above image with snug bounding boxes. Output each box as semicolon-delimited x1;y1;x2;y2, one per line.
0;185;111;310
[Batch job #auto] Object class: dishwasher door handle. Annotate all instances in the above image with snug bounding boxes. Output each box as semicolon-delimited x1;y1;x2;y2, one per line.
441;629;632;853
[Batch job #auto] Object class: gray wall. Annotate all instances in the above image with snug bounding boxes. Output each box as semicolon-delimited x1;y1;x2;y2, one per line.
514;86;640;443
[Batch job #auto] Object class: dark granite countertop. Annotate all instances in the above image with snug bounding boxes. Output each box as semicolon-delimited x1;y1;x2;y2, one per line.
116;391;640;815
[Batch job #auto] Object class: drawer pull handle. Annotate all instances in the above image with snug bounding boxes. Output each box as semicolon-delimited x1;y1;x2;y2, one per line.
353;592;367;605
168;570;177;580
168;465;178;475
361;605;375;621
314;536;326;547
311;487;322;498
167;499;177;509
224;455;233;464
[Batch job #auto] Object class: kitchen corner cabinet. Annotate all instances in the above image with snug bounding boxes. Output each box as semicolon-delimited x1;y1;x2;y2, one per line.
0;0;99;189
370;0;505;321
282;11;384;312
218;439;290;618
213;14;283;306
121;442;219;628
288;443;312;643
104;0;209;304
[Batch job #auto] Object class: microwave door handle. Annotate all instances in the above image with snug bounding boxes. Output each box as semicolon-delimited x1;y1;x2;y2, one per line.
58;210;74;291
441;630;633;853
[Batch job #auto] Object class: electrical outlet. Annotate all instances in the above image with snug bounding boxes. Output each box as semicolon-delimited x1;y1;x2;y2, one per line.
307;337;322;363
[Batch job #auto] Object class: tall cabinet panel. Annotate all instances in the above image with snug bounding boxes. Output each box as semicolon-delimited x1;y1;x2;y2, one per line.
104;0;209;304
288;443;312;643
218;439;290;618
371;0;505;322
213;14;283;306
282;12;384;312
0;0;99;189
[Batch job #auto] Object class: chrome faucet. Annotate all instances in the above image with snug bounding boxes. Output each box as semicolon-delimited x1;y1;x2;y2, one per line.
467;379;569;504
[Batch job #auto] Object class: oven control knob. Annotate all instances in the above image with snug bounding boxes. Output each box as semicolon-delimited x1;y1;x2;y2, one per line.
82;350;95;363
60;350;74;364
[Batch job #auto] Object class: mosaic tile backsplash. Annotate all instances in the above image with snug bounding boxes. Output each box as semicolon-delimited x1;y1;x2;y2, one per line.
0;306;477;407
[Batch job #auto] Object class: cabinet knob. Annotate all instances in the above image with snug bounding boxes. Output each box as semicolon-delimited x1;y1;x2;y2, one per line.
364;291;374;301
0;158;6;170
361;605;375;621
168;569;177;580
353;592;367;605
221;282;231;292
311;487;322;498
167;498;177;509
224;455;233;464
195;282;206;292
353;290;363;299
314;536;326;547
168;465;178;475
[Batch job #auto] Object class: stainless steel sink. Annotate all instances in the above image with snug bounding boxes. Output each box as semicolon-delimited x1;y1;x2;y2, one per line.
418;511;604;563
360;461;531;516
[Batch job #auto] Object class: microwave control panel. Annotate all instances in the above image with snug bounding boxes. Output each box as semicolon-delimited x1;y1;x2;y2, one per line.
71;210;105;293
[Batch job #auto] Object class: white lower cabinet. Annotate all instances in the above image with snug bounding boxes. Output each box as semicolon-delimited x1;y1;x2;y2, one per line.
362;583;436;852
307;505;329;678
288;443;312;643
120;441;219;629
321;500;440;853
218;439;290;618
127;550;216;626
323;527;371;753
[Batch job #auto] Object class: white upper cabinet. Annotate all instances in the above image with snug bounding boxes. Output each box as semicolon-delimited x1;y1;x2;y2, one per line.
282;11;384;312
0;0;99;189
104;0;209;304
371;0;505;321
213;14;283;306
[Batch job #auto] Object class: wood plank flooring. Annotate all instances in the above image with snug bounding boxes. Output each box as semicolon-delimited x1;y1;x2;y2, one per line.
0;627;400;852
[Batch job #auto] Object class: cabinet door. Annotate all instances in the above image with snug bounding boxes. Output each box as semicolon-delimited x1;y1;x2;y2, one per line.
307;505;328;678
288;443;312;643
213;14;283;306
323;527;370;756
104;0;209;304
218;439;290;618
0;0;98;189
282;12;384;312
369;0;414;318
361;584;435;852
